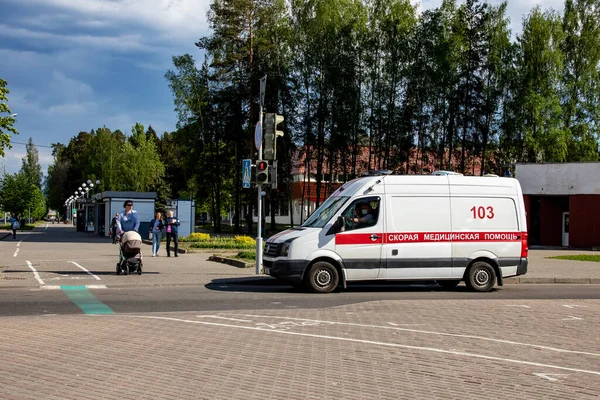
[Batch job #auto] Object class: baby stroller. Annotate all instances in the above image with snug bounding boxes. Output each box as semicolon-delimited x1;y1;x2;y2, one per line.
116;230;143;275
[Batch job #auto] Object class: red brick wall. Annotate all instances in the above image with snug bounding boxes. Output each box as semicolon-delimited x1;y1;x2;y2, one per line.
569;195;600;248
539;197;569;247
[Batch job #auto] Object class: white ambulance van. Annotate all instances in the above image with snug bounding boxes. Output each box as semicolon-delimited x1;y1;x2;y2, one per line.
262;173;528;293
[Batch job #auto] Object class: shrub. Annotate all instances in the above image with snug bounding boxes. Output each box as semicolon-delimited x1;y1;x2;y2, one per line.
188;237;255;249
181;232;211;242
236;251;256;261
234;235;256;246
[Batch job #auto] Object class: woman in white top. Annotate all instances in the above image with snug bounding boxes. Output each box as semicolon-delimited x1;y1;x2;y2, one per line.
149;212;165;256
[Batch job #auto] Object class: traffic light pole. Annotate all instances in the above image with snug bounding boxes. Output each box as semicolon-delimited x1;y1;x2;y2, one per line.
256;103;264;275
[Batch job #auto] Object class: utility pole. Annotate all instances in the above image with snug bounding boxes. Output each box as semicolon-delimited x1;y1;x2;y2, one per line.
255;75;267;275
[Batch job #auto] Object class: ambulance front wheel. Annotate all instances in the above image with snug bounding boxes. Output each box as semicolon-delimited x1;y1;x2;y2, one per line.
306;261;339;293
465;261;496;292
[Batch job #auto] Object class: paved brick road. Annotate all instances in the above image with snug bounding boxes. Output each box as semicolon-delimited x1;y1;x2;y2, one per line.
1;300;599;399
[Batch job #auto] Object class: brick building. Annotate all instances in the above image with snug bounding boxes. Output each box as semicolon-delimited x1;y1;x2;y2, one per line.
515;162;600;248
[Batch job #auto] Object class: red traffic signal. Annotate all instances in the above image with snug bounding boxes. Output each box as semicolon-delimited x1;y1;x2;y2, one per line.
256;160;269;184
257;160;268;171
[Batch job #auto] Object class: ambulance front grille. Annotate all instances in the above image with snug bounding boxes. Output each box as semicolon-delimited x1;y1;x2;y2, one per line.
263;242;279;257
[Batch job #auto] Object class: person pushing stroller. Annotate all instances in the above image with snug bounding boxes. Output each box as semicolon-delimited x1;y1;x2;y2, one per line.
115;200;143;275
116;200;140;236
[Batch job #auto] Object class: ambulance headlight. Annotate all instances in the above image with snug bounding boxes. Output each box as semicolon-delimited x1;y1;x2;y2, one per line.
280;242;291;257
280;238;296;257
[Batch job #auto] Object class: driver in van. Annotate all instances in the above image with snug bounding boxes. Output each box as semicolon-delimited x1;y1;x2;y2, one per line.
346;202;374;228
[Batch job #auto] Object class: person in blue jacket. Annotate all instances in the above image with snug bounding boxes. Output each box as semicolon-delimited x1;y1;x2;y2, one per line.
116;200;140;237
166;210;180;257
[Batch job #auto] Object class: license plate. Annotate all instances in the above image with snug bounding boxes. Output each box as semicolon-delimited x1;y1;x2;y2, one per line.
264;267;270;274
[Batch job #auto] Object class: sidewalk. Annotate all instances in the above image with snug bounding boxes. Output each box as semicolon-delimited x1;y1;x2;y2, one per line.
504;249;600;284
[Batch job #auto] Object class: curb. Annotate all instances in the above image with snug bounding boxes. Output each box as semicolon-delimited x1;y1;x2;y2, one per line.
504;277;600;284
208;255;253;269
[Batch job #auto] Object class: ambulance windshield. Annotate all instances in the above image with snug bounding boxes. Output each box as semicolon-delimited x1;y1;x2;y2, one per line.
302;196;350;228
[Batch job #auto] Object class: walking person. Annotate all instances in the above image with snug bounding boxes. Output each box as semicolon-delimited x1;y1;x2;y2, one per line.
149;212;164;257
116;200;140;236
166;210;180;257
9;214;20;240
110;213;119;244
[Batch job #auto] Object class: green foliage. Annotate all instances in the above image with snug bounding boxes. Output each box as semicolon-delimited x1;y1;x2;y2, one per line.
20;138;43;188
0;78;18;157
0;172;46;218
235;251;256;261
186;237;256;249
45;123;166;210
122;123;165;192
548;254;600;262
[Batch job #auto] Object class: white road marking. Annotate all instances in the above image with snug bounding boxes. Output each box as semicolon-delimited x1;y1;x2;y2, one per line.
40;285;107;290
17;238;24;247
26;261;44;285
114;315;600;377
230;314;600;357
387;322;426;326
534;373;568;382
504;305;531;308
197;315;253;323
13;248;19;257
562;316;583;321
68;261;101;281
562;304;587;309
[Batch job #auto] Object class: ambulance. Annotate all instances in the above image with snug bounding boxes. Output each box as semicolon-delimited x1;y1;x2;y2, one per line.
262;172;528;293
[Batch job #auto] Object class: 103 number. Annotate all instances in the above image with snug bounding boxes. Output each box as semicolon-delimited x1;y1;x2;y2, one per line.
470;206;494;219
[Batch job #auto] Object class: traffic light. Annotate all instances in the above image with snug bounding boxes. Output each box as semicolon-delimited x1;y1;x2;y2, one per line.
270;160;278;189
263;113;284;161
255;160;269;185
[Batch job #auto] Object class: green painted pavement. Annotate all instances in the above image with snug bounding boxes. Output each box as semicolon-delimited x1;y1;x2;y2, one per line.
61;285;114;315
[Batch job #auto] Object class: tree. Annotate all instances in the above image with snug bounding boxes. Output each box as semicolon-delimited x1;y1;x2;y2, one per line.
561;0;600;161
121;123;165;192
516;6;566;162
0;172;45;220
0;78;18;157
21;137;43;188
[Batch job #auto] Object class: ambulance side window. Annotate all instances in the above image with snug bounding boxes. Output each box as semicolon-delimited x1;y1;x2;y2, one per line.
341;197;380;231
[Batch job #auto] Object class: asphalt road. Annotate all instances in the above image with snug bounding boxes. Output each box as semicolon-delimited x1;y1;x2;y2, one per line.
2;281;600;317
2;224;600;317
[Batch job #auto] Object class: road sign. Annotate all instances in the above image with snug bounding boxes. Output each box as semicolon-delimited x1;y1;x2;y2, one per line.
242;159;251;188
254;121;262;151
259;75;267;108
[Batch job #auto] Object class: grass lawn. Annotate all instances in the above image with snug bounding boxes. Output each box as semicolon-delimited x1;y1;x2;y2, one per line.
548;254;600;262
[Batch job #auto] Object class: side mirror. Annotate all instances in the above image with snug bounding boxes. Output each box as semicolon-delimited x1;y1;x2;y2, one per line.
336;216;344;232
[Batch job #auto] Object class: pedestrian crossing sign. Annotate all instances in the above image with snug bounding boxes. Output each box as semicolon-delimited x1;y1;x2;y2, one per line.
242;159;251;188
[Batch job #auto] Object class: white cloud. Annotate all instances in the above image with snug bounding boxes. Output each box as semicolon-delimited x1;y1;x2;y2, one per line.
46;102;98;116
0;23;162;53
49;71;94;99
7;0;212;43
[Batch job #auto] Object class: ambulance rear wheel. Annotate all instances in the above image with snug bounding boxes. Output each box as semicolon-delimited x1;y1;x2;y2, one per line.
306;261;339;293
465;261;496;292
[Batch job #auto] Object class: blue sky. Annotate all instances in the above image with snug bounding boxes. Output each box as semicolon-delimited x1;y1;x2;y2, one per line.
1;0;563;177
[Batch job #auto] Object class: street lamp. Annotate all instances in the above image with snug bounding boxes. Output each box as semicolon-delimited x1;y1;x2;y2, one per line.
10;113;17;117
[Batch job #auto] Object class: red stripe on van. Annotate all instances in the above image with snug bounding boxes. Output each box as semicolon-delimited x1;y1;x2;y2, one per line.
336;232;524;245
335;233;384;245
